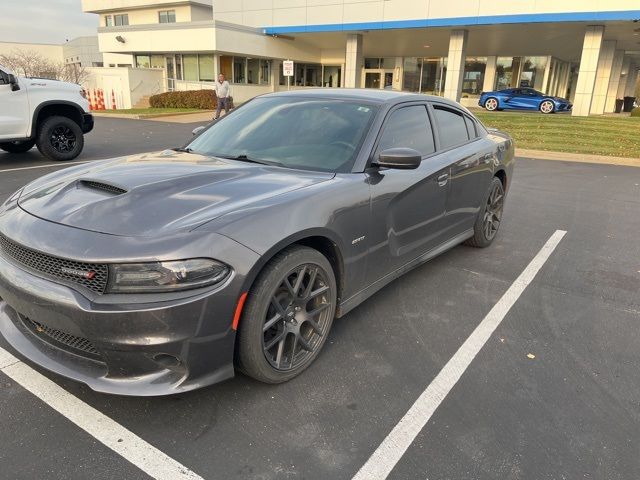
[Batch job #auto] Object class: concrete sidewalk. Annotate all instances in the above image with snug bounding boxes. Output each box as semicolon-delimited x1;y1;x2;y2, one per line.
516;148;640;167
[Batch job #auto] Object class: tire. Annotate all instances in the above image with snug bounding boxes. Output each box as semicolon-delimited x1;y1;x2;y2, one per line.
237;246;337;384
465;177;505;248
35;116;84;161
0;139;36;153
484;97;499;111
539;100;555;114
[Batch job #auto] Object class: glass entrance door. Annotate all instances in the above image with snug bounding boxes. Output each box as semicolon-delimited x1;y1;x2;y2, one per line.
363;70;394;89
166;56;176;91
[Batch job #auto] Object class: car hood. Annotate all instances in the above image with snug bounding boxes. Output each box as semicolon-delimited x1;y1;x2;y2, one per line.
18;150;334;237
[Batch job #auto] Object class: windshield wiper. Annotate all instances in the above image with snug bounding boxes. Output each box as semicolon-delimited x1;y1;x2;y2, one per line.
173;147;193;153
213;154;281;167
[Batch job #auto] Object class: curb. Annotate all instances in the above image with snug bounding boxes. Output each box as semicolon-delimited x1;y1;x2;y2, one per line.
92;110;213;119
516;148;640;168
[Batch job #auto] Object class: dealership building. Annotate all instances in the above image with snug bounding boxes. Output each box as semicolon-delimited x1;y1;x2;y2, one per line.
81;0;640;115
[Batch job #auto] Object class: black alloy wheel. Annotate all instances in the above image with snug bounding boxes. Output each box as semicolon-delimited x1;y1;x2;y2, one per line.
465;177;505;248
49;125;77;153
237;246;337;383
483;180;504;241
262;263;333;371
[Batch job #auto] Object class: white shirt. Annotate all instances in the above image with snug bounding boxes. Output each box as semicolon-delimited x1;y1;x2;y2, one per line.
214;80;230;98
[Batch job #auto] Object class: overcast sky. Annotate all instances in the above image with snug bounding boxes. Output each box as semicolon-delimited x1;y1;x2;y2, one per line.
2;0;98;45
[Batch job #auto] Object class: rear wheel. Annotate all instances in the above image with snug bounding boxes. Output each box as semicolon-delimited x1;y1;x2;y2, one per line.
539;100;555;114
36;116;84;161
0;139;36;153
465;177;505;248
484;97;499;111
237;246;337;383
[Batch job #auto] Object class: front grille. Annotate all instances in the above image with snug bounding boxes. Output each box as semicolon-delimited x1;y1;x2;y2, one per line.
0;234;108;294
23;316;103;361
80;180;127;195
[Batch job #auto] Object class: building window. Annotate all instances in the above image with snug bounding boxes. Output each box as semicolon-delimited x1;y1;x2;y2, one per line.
135;55;150;68
183;55;198;81
364;58;395;69
233;57;247;84
220;55;232;79
175;55;183;80
150;55;164;69
245;58;271;85
322;66;341;87
260;60;270;85
114;14;129;26
520;56;547;89
462;57;487;95
105;15;113;27
402;57;447;95
198;55;215;82
159;10;176;23
495;57;520;90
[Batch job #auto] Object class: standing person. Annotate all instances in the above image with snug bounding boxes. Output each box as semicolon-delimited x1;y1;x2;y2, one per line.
214;73;231;120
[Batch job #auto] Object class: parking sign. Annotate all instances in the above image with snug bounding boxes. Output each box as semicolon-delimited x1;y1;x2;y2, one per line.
283;60;294;77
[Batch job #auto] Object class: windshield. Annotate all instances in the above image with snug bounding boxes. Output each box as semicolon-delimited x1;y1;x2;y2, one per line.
187;97;378;173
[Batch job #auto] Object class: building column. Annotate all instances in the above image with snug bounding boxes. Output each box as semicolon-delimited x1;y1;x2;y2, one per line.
624;62;639;97
616;57;631;99
270;60;280;92
604;50;625;112
572;25;604;116
558;63;572;98
590;40;616;114
344;34;363;88
443;29;468;102
483;56;497;92
538;56;553;93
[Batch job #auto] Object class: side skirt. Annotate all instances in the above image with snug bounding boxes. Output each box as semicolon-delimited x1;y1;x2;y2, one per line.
336;229;474;318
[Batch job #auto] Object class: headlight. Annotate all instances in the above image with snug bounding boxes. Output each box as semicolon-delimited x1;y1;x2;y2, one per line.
107;259;230;293
80;88;87;99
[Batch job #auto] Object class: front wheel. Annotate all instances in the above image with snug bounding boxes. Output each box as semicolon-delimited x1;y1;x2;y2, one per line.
484;97;499;111
465;177;505;248
0;139;36;153
237;246;337;384
36;116;84;161
539;100;555;114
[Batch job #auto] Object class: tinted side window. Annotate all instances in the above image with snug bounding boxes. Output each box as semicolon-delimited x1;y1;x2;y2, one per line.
377;105;435;156
433;107;470;149
464;116;477;139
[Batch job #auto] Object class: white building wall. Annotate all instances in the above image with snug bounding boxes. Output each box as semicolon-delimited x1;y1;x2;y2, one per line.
214;0;640;28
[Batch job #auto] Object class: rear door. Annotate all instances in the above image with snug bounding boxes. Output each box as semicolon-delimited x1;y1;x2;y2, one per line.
0;70;29;140
430;103;495;233
365;103;451;284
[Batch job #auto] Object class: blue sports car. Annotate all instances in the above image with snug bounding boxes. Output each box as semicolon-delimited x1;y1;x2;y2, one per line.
479;87;572;114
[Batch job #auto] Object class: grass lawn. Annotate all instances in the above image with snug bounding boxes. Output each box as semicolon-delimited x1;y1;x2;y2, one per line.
96;108;207;115
475;111;640;158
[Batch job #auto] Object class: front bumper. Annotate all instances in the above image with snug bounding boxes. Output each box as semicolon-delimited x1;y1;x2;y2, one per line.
81;113;94;134
0;208;259;396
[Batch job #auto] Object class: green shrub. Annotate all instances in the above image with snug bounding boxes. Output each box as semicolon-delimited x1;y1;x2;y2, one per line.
631;107;640;118
150;90;219;109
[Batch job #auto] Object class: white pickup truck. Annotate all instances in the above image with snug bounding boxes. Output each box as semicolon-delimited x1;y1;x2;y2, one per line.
0;64;93;161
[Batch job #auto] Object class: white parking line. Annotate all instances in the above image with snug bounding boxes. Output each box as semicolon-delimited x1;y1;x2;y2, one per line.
352;229;567;480
0;347;203;480
0;160;89;174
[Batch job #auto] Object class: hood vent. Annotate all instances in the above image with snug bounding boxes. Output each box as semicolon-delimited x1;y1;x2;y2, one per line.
80;180;127;195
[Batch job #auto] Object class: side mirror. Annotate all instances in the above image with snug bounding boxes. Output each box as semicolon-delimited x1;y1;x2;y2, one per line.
8;74;20;92
374;148;422;170
192;125;206;136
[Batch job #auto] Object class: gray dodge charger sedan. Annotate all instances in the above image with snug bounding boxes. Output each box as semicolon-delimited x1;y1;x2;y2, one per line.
0;89;514;395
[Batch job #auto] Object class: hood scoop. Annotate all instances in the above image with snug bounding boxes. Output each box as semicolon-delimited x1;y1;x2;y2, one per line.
79;180;127;195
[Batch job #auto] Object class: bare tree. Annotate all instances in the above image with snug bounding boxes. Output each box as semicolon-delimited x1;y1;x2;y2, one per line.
0;50;90;85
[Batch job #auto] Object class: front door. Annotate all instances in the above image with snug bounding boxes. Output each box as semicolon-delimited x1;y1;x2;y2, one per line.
363;70;394;89
0;71;29;140
366;104;451;284
166;56;175;91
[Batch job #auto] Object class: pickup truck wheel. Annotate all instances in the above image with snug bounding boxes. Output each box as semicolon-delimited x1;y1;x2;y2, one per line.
0;139;36;153
465;177;505;248
36;116;84;161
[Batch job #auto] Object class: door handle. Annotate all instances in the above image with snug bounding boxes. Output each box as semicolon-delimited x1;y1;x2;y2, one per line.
437;173;449;187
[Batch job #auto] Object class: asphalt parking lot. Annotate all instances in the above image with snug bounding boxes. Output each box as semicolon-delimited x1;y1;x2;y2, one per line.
1;117;639;480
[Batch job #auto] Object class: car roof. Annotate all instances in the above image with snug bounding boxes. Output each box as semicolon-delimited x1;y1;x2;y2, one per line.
261;88;465;109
